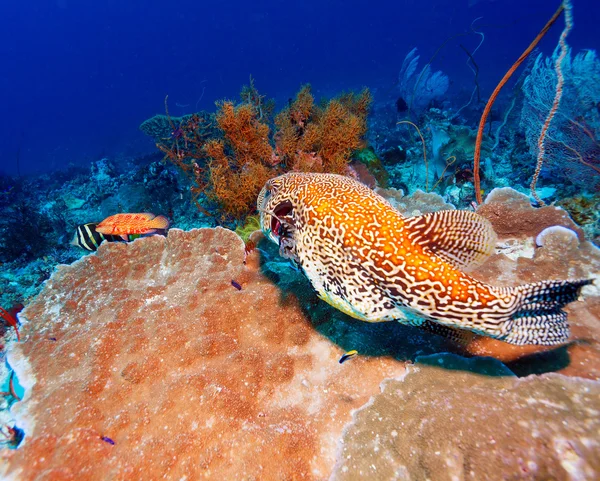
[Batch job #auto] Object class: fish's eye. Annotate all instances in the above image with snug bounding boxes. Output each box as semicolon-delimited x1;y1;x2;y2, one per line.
266;177;285;194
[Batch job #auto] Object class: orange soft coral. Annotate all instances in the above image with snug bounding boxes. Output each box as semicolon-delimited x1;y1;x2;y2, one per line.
154;83;371;221
205;102;277;220
275;85;371;174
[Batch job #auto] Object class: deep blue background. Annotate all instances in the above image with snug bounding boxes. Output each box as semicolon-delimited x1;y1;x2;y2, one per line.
0;0;598;175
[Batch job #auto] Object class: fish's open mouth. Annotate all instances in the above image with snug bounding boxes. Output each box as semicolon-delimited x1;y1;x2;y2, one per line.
271;200;294;238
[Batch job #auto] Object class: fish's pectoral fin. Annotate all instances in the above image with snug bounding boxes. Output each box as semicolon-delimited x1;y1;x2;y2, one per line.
417;320;476;346
403;210;497;271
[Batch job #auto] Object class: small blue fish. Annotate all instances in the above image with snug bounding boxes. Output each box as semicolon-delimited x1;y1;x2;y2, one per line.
101;436;115;445
231;280;242;290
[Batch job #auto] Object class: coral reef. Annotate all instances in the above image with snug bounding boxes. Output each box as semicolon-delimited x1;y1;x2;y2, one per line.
148;84;372;221
332;354;600;481
2;35;600;476
1;228;407;479
2;188;600;477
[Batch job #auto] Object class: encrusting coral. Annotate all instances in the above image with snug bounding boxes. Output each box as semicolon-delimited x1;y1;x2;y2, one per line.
477;187;585;241
1;228;406;480
332;354;600;481
469;187;600;371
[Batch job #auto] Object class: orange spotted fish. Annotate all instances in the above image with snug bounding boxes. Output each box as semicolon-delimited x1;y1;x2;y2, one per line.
258;173;592;345
95;213;170;241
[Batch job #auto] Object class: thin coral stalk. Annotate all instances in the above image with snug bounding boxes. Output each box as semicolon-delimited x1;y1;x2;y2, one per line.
431;155;458;192
473;3;565;204
398;121;428;191
531;0;573;205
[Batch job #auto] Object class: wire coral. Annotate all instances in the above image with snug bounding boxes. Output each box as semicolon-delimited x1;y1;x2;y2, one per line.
274;85;372;174
530;0;574;205
473;3;567;204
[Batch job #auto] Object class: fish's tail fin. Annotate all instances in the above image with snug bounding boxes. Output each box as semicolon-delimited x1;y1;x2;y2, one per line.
502;279;593;345
151;215;170;231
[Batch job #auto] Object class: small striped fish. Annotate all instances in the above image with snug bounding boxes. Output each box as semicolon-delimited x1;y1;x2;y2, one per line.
71;223;124;252
258;173;592;346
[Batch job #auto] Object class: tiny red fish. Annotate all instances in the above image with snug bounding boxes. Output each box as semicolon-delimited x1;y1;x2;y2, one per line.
95;213;169;240
0;306;20;341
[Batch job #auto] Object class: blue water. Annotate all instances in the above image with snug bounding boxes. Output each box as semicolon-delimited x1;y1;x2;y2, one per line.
1;0;598;176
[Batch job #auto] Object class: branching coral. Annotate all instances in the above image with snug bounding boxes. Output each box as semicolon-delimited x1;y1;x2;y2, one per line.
274;85;372;174
151;83;372;221
240;75;275;121
155;95;274;220
203;101;277;220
